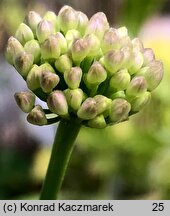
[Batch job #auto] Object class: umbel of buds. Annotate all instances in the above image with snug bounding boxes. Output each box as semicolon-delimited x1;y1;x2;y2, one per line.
6;6;163;128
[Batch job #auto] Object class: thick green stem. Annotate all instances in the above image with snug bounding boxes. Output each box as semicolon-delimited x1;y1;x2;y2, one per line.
40;119;81;200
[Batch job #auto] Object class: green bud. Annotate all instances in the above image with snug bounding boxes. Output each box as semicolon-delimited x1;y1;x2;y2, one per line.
121;46;133;68
14;91;35;113
41;34;60;60
77;98;97;120
14;51;34;77
88;114;107;129
128;51;144;74
109;91;126;100
132;38;144;52
84;34;100;57
71;38;89;64
27;105;47;126
36;20;55;43
55;54;72;73
101;28;121;53
24;39;41;63
15;23;34;45
77;11;89;35
109;68;131;91
39;71;60;93
126;76;147;97
39;62;55;73
25;11;42;35
109;98;131;123
64;88;85;111
43;11;60;32
86;12;109;39
130;91;151;112
5;36;24;65
55;32;68;54
27;64;40;90
142;48;155;66
65;30;81;49
117;26;128;38
94;95;112;115
103;50;124;75
47;90;68;116
86;61;107;85
64;67;82;89
58;6;78;34
137;60;163;91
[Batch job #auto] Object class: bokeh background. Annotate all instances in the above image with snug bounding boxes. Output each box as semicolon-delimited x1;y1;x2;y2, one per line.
1;0;170;199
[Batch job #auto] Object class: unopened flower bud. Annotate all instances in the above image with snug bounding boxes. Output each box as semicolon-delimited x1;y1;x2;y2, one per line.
5;36;24;64
36;20;55;43
14;91;35;113
39;62;55;73
14;51;34;77
137;60;163;91
43;11;60;32
65;30;81;49
103;50;124;75
88;114;106;129
126;76;147;96
142;48;155;66
27;105;47;126
109;91;126;100
25;11;42;35
86;12;109;39
128;51;143;74
77;11;89;35
84;34;100;57
41;34;60;60
71;38;89;64
117;26;128;38
64;88;85;110
55;54;72;73
132;38;144;52
47;90;68;116
26;64;40;90
15;23;34;45
55;32;68;54
24;39;41;63
77;98;97;120
130;91;151;112
94;95;112;115
58;6;78;34
39;71;60;93
101;28;121;53
109;98;131;123
109;68;131;91
64;67;82;89
86;62;107;85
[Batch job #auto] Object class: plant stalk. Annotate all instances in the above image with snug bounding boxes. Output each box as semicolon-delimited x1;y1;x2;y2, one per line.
40;119;81;200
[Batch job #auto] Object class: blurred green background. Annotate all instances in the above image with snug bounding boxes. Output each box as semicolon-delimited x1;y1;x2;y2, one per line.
1;0;170;199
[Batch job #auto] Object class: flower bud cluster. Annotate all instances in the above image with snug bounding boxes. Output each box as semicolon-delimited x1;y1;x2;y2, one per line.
6;6;163;128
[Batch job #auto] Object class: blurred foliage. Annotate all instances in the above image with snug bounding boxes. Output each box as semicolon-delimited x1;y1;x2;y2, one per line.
119;0;166;36
1;0;170;200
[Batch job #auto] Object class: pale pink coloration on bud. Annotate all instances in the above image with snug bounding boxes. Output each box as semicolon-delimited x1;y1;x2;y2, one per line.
27;105;47;126
64;67;82;89
14;91;35;113
36;20;55;43
126;76;147;97
25;11;42;34
47;90;68;116
86;12;109;39
142;48;155;66
77;98;97;120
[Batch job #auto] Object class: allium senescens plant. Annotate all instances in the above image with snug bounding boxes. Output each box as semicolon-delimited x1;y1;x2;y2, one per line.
5;5;163;199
